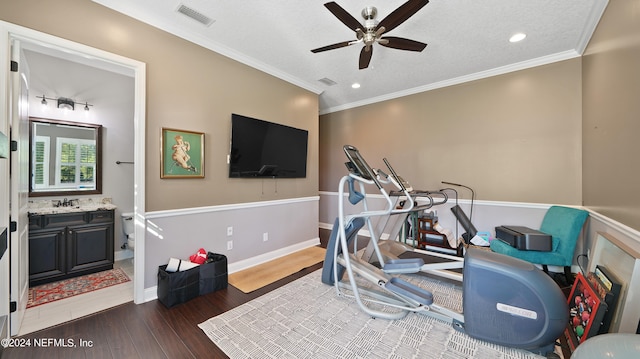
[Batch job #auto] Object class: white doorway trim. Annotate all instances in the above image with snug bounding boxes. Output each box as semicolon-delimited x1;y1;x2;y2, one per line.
0;20;147;305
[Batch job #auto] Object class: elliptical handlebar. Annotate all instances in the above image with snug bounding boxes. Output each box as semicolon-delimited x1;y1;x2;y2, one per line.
343;145;383;189
342;145;451;217
341;145;395;222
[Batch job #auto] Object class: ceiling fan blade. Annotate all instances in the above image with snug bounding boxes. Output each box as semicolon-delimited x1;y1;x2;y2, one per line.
377;0;429;34
311;41;354;53
379;36;427;52
324;2;363;32
359;46;373;69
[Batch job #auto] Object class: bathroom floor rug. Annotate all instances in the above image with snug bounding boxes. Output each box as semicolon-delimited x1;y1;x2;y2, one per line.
27;268;130;308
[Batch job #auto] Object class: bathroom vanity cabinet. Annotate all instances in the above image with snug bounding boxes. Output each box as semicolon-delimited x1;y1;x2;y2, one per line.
28;209;114;286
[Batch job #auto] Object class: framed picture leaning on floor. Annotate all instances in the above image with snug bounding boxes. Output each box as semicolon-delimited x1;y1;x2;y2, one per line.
564;272;608;351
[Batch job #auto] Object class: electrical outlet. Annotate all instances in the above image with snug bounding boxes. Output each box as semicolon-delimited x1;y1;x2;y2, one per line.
227;240;233;250
227;226;233;236
263;232;269;242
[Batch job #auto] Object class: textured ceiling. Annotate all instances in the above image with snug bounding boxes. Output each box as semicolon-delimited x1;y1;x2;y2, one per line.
91;0;608;114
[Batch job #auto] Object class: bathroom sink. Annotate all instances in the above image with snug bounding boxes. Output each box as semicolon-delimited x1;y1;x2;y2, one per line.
28;199;117;215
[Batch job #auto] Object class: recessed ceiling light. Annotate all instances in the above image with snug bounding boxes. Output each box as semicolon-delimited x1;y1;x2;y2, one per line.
351;83;361;89
509;33;527;43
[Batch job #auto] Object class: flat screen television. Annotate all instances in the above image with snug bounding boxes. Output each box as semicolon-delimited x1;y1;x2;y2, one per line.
229;113;308;178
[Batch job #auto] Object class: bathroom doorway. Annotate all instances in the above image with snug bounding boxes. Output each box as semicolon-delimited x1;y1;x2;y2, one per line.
1;21;146;336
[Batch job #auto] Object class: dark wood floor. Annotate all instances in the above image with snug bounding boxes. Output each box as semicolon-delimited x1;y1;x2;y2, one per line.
2;230;572;359
2;260;324;359
2;230;334;359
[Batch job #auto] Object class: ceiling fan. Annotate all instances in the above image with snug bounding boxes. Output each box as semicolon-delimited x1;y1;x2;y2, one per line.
311;0;429;70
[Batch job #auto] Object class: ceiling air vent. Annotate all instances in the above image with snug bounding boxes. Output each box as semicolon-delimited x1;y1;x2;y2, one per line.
318;78;337;86
176;4;215;27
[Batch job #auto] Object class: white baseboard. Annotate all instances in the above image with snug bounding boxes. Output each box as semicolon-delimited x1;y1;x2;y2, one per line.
115;249;133;262
227;237;321;273
144;286;158;303
320;217;586;276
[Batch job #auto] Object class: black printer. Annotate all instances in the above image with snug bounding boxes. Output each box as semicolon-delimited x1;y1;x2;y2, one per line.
494;225;552;251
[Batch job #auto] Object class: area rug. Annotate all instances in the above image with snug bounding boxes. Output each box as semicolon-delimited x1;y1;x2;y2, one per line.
27;268;130;308
228;246;326;293
199;270;545;359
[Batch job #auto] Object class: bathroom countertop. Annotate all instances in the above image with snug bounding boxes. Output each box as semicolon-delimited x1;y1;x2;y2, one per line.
28;203;118;215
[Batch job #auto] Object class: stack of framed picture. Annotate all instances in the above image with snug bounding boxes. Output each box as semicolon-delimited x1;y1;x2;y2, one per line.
564;266;622;352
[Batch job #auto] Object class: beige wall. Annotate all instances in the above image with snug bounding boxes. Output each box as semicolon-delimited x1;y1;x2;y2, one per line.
320;0;640;232
582;0;640;231
321;59;583;205
0;0;319;212
4;0;638;231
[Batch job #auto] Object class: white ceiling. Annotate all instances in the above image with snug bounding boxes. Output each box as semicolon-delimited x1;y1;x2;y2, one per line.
92;0;608;114
20;37;136;115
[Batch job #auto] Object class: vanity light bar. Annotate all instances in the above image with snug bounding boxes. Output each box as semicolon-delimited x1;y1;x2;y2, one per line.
36;94;93;111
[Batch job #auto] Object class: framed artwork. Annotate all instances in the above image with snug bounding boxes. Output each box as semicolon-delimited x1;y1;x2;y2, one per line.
564;272;607;351
160;128;204;178
587;266;622;334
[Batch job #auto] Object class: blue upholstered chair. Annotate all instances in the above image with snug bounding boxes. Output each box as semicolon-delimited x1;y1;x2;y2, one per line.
489;206;589;283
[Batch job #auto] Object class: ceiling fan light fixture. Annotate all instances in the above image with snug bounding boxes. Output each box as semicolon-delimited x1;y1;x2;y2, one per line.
351;83;361;89
311;1;430;70
509;33;527;43
362;6;377;20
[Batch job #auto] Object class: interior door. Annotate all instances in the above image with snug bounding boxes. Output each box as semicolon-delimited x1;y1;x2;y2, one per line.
9;38;30;336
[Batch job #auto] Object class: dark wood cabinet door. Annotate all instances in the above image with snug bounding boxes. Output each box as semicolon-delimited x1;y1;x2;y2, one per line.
29;228;66;285
66;223;114;274
28;210;115;285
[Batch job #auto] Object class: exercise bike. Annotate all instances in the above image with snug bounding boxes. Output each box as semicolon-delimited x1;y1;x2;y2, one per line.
321;145;567;357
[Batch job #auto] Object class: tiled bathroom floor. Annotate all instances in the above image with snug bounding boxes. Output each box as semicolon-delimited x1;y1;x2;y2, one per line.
18;259;134;336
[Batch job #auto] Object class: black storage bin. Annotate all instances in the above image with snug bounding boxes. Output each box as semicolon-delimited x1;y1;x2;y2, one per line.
157;264;200;308
200;252;228;295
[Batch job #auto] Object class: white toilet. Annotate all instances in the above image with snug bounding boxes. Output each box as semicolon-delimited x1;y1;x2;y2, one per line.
121;212;135;251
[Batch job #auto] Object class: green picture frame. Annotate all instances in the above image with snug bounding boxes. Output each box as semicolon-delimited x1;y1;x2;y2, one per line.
160;128;204;178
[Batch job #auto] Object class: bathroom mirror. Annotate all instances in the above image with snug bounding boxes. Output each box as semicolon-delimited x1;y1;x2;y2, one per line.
29;117;102;197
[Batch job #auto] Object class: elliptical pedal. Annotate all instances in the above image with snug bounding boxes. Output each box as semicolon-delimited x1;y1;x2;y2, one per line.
385;277;434;306
382;258;425;274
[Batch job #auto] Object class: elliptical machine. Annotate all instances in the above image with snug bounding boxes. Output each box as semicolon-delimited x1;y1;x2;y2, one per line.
321;145;567;357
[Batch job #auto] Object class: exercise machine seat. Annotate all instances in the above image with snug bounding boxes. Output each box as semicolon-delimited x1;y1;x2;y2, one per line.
489;206;588;278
